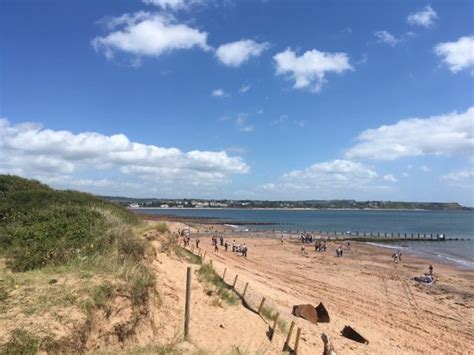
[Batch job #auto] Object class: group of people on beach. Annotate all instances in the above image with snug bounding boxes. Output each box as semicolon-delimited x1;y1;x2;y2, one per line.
300;233;314;243
314;241;327;252
232;240;248;257
392;250;402;263
210;236;248;257
412;264;436;284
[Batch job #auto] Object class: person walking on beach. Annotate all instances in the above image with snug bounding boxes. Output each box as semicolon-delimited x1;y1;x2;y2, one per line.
214;242;219;253
301;242;305;255
281;235;284;244
242;243;248;257
429;264;433;275
196;238;200;249
232;240;236;252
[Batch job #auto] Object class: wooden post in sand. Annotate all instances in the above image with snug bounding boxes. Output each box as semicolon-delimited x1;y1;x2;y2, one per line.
222;268;227;280
258;297;266;314
271;312;280;340
209;259;213;268
191;245;194;253
242;282;249;299
202;250;207;261
184;267;192;339
294;327;302;354
232;274;239;288
283;321;295;350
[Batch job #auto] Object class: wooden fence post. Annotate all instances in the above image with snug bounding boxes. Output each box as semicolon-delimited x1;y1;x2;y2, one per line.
294;327;301;354
233;275;239;288
271;312;280;340
222;268;227;280
242;282;249;299
258;297;266;314
283;321;295;350
184;267;192;339
202;250;206;261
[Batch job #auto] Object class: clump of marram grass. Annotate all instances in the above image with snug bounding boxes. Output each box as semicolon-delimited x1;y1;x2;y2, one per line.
197;264;239;305
1;329;39;355
260;306;287;332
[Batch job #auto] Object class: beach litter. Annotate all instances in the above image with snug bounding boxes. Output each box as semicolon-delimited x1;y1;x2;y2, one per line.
292;302;330;324
341;325;369;344
316;302;330;322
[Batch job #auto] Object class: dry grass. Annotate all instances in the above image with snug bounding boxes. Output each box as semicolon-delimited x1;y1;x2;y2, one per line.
197;264;239;306
260;306;287;333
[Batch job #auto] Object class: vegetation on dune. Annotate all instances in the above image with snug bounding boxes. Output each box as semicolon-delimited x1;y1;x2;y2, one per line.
260;306;287;333
0;174;140;271
0;175;157;352
197;263;239;306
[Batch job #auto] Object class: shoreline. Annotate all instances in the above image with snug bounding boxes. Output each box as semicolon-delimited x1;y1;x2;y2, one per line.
130;206;474;212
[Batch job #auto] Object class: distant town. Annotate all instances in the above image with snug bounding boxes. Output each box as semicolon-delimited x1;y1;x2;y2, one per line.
102;197;471;211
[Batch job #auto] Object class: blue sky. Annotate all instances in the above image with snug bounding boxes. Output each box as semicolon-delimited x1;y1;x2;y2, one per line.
1;0;473;205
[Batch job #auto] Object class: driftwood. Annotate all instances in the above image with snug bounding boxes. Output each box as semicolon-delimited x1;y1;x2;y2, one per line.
321;333;337;355
292;302;330;324
316;302;330;322
292;304;317;324
341;325;369;344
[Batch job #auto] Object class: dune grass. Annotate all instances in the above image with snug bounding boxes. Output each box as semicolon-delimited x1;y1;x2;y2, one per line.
260;306;287;333
197;264;239;306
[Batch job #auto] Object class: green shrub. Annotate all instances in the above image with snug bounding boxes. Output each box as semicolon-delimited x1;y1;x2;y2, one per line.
2;329;39;355
93;282;115;308
0;175;140;271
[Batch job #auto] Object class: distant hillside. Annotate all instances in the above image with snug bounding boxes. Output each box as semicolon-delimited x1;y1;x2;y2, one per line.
102;196;471;211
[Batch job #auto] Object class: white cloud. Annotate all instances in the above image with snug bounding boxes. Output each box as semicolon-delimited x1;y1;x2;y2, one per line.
294;120;306;128
143;0;203;11
273;48;352;92
92;12;209;62
239;84;251;93
283;160;377;184
216;39;269;67
407;5;438;28
441;169;474;189
434;36;474;73
383;174;397;183
257;159;393;199
211;88;227;97
235;114;254;132
374;30;399;46
419;165;431;172
442;169;474;182
0;118;249;190
346;107;474;160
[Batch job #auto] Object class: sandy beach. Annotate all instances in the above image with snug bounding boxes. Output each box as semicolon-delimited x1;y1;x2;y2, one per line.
180;226;474;354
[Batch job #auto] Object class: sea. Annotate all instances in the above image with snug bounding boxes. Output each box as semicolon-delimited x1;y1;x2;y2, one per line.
136;208;474;269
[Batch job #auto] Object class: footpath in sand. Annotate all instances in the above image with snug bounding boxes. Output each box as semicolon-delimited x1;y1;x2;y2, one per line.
143;222;286;354
191;234;474;354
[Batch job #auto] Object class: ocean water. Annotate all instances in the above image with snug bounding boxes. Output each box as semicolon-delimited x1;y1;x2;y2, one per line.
137;208;474;267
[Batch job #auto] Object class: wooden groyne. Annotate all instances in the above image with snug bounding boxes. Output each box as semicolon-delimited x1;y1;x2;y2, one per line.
192;228;467;242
